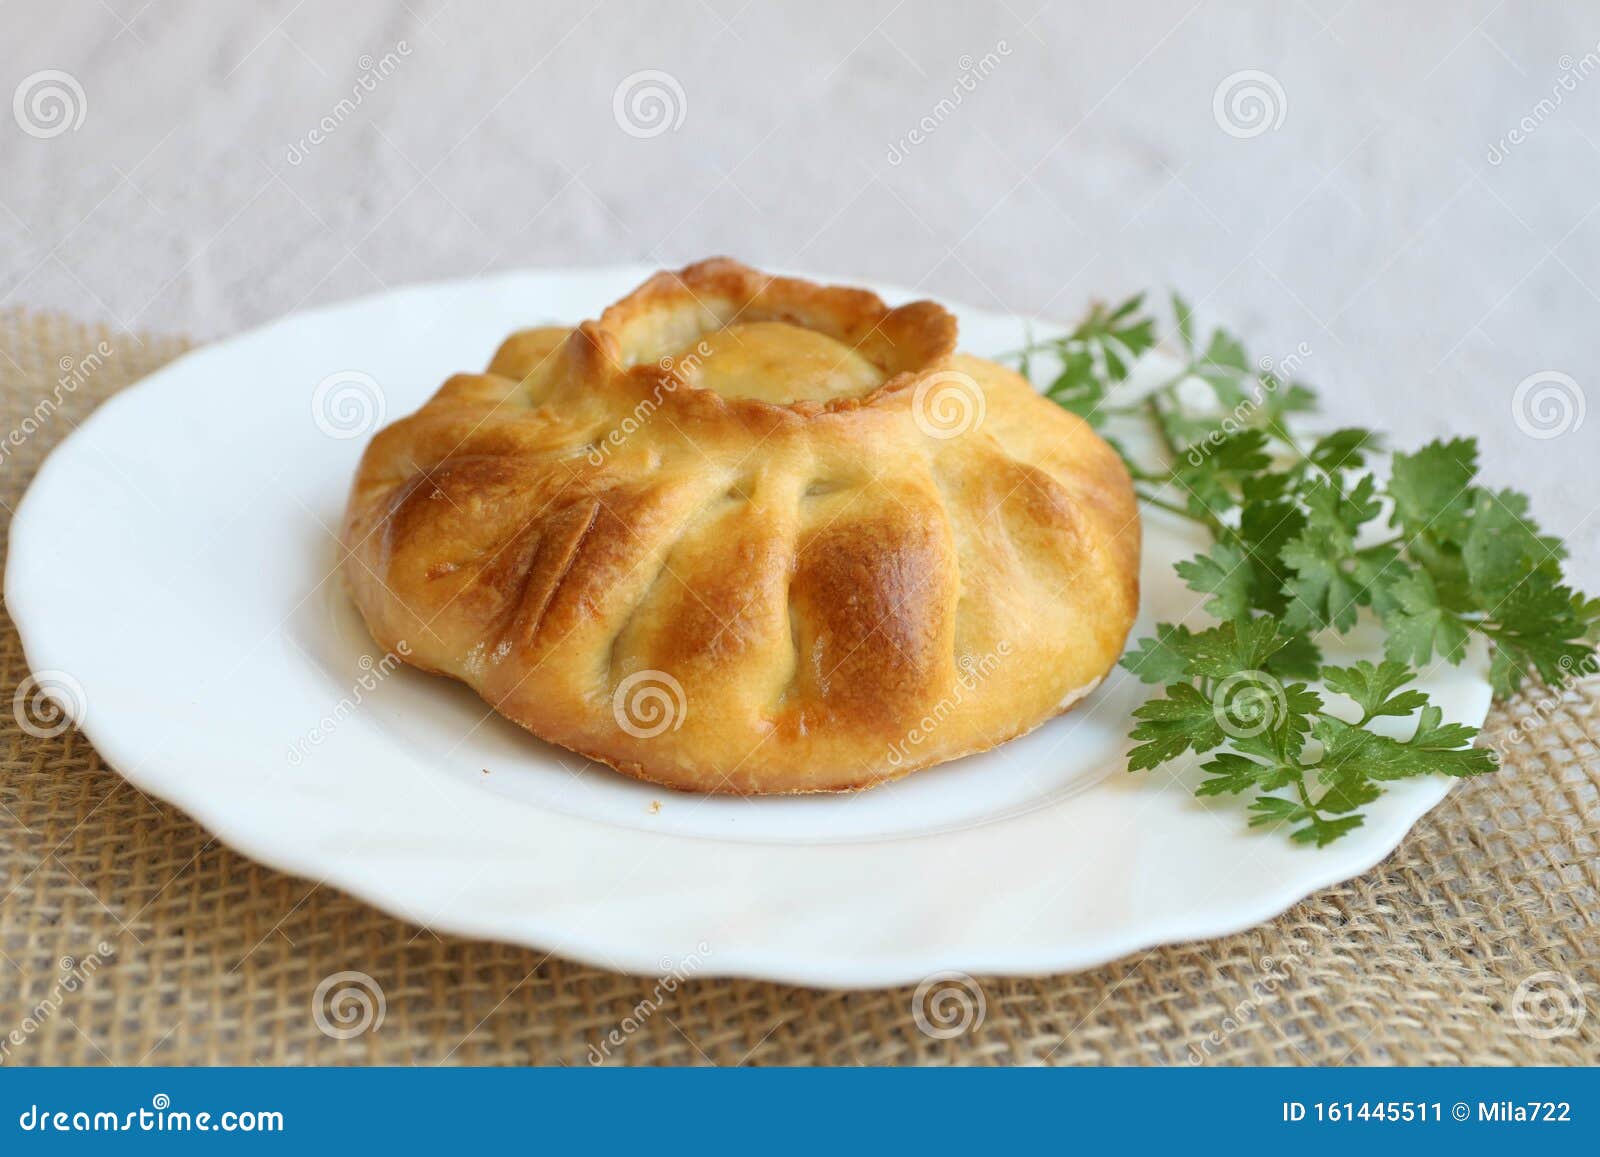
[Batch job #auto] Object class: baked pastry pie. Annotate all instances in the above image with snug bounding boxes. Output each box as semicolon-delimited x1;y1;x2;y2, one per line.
342;259;1139;793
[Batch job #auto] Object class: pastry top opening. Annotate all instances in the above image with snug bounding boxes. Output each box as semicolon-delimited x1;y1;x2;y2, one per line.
590;258;958;410
672;322;884;404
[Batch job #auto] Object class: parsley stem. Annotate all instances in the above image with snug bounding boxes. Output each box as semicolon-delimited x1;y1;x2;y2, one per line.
1267;419;1314;466
1134;491;1198;521
1293;775;1323;818
1356;535;1405;555
1135;486;1239;546
1143;394;1184;462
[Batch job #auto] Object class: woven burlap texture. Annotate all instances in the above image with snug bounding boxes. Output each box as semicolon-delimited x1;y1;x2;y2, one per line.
0;309;1595;1066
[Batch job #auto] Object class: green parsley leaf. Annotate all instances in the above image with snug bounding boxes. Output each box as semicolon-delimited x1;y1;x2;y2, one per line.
1044;347;1104;420
1263;632;1324;680
1320;660;1428;722
1179;617;1285;679
1196;752;1297;796
1313;713;1494;781
1171;291;1195;355
1127;683;1225;770
1247;794;1310;828
1236;492;1306;616
1291;814;1365;847
1463;487;1563;605
1308;427;1381;473
1282;532;1366;632
1387;438;1478;543
1383;568;1471;668
1175;542;1252;620
1121;623;1196;685
1171;428;1272;516
1195;329;1252;405
1483;569;1596;693
1315;776;1383;815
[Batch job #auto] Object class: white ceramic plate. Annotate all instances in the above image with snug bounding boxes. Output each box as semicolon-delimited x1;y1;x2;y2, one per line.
6;267;1491;987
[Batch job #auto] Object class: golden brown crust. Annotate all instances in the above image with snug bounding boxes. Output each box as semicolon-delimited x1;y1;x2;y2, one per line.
341;259;1140;793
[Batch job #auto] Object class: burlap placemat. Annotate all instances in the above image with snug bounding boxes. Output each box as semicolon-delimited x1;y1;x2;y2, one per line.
0;308;1594;1067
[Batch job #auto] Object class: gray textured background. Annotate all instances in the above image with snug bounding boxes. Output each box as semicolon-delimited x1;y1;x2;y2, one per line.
2;0;1595;572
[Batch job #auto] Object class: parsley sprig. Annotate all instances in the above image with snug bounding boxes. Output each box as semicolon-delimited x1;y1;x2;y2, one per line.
1012;293;1599;847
